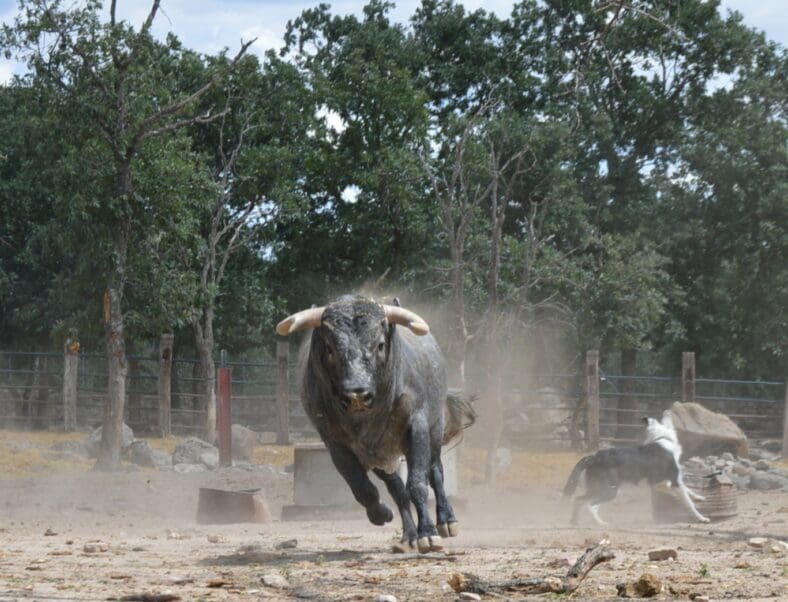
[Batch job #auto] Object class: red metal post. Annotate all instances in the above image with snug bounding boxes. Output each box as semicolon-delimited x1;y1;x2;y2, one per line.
217;367;232;466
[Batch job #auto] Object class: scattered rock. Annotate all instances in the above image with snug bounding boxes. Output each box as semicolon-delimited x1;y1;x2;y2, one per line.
670;402;748;458
693;596;709;602
85;423;135;458
172;437;217;465
647;548;677;561
459;593;481;601
617;573;662;598
754;459;771;471
274;539;298;550
83;542;109;553
206;534;227;543
44;528;56;536
749;472;788;491
230;424;257;461
172;463;205;474
199;449;219;470
260;572;290;589
128;440;171;468
748;537;769;548
373;596;398;602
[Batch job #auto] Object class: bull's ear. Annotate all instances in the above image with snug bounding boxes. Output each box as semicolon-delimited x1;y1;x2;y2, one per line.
276;307;325;335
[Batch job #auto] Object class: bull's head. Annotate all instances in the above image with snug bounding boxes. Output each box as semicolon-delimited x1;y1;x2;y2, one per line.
276;297;429;413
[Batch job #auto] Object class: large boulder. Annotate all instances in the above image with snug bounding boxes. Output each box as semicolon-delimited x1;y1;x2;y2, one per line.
670;401;748;458
85;423;135;458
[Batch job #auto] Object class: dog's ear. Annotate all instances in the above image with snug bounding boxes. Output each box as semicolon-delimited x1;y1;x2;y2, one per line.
641;416;650;425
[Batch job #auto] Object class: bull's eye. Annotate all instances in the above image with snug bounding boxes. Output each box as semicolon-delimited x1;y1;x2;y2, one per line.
327;349;334;361
377;342;385;353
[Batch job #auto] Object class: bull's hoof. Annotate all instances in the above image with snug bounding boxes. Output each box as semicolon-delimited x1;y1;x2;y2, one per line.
437;521;459;538
366;502;393;526
391;539;417;554
417;535;443;554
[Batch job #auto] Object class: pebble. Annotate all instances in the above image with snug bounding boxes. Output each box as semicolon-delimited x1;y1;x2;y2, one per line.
459;593;481;601
748;537;768;548
374;595;397;602
648;548;677;561
260;573;290;589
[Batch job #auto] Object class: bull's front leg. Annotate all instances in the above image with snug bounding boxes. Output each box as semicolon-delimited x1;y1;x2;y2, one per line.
405;415;443;553
327;441;393;526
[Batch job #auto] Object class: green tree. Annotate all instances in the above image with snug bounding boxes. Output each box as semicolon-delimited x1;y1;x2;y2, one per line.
1;0;251;467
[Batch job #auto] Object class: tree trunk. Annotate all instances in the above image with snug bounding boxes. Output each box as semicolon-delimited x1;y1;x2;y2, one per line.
617;348;637;441
96;287;127;470
194;311;216;444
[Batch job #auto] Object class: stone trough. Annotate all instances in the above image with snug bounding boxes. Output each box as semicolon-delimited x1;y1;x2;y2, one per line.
281;442;459;521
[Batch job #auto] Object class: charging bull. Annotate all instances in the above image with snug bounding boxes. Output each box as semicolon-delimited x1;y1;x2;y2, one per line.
276;295;475;553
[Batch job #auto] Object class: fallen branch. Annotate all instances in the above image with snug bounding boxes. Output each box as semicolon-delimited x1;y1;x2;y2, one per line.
449;539;615;596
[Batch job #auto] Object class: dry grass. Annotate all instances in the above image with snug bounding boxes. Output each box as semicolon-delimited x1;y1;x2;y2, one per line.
0;430;92;476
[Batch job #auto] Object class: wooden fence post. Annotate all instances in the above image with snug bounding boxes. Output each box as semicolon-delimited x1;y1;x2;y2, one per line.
158;334;174;437
586;350;600;451
782;381;788;458
276;341;290;445
217;366;232;466
63;334;79;431
682;351;695;403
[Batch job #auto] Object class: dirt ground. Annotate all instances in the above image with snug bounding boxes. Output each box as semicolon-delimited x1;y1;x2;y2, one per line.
0;433;786;601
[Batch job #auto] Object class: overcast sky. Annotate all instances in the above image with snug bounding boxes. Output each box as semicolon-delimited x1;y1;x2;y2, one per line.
1;1;785;84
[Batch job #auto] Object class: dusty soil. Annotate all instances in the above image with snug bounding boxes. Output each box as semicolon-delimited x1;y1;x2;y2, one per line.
0;434;786;601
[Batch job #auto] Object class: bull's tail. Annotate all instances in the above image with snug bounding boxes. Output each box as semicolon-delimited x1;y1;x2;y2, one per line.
443;389;477;445
563;454;594;497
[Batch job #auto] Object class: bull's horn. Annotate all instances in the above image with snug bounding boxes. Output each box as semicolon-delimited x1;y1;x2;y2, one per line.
276;307;325;336
382;305;430;336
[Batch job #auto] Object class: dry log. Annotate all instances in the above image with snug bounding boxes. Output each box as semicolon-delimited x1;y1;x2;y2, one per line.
449;539;615;596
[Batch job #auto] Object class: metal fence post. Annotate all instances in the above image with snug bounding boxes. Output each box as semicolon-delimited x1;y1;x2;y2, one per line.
586;350;600;451
276;341;291;445
63;334;79;431
217;365;232;466
682;351;695;403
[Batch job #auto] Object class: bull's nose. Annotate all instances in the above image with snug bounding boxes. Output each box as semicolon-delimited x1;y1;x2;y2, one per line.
342;388;373;412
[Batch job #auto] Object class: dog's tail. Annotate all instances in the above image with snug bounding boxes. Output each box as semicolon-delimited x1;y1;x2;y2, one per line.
563;455;594;497
443;389;477;445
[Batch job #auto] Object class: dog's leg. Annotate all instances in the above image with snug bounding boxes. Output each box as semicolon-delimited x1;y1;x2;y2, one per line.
588;503;608;526
678;481;710;522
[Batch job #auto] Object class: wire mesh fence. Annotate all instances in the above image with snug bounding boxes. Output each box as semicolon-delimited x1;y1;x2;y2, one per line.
0;349;785;450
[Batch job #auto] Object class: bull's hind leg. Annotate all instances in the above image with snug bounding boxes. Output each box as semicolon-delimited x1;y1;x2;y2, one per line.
373;468;418;553
406;415;442;553
430;456;459;538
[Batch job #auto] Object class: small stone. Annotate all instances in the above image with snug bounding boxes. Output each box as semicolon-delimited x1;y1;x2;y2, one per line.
755;459;771;471
694;596;709;602
274;538;298;550
260;573;290;589
459;593;481;601
44;528;56;536
373;595;397;602
207;534;226;543
748;537;769;548
82;542;109;553
617;573;662;598
648;548;678;561
440;582;453;594
721;452;734;461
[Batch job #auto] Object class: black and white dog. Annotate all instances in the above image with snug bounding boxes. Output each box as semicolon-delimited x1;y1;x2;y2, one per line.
563;411;709;525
